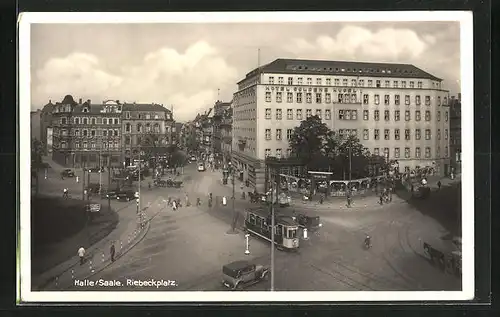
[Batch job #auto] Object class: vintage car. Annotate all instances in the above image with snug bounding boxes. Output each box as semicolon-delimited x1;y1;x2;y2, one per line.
197;162;206;172
116;190;137;202
154;179;168;187
423;235;462;277
61;169;75;177
294;213;322;232
222;260;269;290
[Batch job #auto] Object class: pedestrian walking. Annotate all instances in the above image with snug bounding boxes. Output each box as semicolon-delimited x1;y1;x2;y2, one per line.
319;194;324;205
78;246;86;265
172;200;177;211
240;183;244;191
167;197;172;206
185;194;190;206
437;180;442;191
196;197;201;206
379;194;384;205
110;242;116;262
389;188;393;202
63;188;69;198
76;176;79;183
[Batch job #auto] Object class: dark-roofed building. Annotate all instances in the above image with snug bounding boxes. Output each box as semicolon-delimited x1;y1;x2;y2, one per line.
121;102;175;167
232;58;451;191
212;100;232;163
51;96;123;167
39;100;55;154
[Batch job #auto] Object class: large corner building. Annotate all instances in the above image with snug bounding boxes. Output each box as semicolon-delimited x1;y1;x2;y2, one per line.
232;58;451;191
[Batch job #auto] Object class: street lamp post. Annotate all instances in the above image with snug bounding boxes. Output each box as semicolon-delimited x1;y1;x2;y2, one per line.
270;175;275;291
227;162;238;234
244;234;250;255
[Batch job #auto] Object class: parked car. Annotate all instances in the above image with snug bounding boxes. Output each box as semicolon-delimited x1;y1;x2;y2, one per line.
86;183;102;194
88;167;105;173
61;169;75;177
222;260;269;290
197;162;206;172
101;189;118;199
116;190;137;202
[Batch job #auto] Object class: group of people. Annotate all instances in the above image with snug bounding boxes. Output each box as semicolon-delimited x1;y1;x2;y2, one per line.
379;187;393;205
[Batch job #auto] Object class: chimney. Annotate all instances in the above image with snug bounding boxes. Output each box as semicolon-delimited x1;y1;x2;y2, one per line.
116;100;120;104
79;98;82;104
49;99;52;103
87;99;91;104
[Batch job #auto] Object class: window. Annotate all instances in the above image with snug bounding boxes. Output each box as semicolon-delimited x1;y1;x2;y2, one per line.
265;149;271;157
145;123;151;133
276;129;282;140
351;94;357;103
351;110;358;120
90;118;96;125
276;92;283;103
103;130;107;137
363;94;369;104
306;93;312;103
395;94;400;105
395;129;400;140
376;80;381;88
416;147;421;158
326;78;331;85
445;146;449;157
75;129;80;136
374;148;380;156
415;110;421;121
393;81;398;88
83;129;88;137
276;149;282;159
325;109;331;119
402;81;407;88
325;93;331;103
425;111;431;121
405;129;411;140
114;130;119;137
415;129;421;140
287;92;293;103
445;129;448;140
145;114;151;120
75;142;80;148
265;129;271;140
269;76;274;84
287;148;292;157
374;94;380;105
287;109;293;120
316;93;322;103
351;79;356;87
125;123;131;132
265;92;271;102
316;78;322;85
91;130;96;137
296;92;303;103
425;96;431;106
334;78;340;86
425;147;431;158
368;80;373;87
307;78;312;85
339;110;350;120
384;110;390;121
306;109;312;118
83;142;88;148
438;129;441;140
343;79;348;86
418;81;423;89
75;118;80;124
405;147;410;158
276;109;282;120
137;124;142;133
384;80;389;88
410;81;415;88
405;110;410;121
265;108;271;119
395;148;400;158
374;110;380;121
83;118;88;125
374;129;380;140
395;110;400;121
316;109;322;119
363;110;369;120
425;129;431;140
384;94;390;105
363;129;369;140
437;111;441;121
287;129;293;140
278;77;284;84
61;118;67;125
298;77;303;85
384;129;390;140
445;111;449;122
288;77;293;85
359;79;364;87
415;95;421;106
405;95;410;105
296;109;303;120
384;147;389;158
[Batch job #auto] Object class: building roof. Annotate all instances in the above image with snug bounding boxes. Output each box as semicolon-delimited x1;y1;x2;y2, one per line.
122;103;171;113
238;58;442;84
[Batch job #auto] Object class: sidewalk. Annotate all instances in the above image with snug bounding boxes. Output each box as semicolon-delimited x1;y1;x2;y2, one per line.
33;196;166;290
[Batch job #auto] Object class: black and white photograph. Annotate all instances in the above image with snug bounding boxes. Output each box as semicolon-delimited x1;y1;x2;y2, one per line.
19;11;474;302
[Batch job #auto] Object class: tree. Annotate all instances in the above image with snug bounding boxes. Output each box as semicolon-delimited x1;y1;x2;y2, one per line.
289;115;332;164
170;149;187;168
140;132;169;167
31;139;44;196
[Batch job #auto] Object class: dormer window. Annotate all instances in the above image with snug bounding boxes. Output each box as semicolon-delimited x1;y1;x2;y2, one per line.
83;107;89;113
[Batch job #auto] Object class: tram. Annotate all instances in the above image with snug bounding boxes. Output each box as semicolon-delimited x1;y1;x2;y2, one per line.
244;207;300;250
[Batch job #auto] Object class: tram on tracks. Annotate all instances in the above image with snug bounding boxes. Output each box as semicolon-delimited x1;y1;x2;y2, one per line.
244;207;300;251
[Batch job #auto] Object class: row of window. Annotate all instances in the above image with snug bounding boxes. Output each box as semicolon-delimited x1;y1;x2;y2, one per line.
262;146;448;159
265;91;448;106
372;146;448;159
58;141;120;149
268;77;434;90
60;117;120;125
264;108;449;122
58;129;120;137
124;112;166;120
263;127;449;142
124;123;164;133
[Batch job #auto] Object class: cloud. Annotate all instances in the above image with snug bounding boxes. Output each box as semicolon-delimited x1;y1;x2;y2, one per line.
285;26;429;61
34;41;238;121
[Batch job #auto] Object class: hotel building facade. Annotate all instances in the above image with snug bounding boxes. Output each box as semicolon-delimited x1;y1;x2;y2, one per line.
232;59;451;191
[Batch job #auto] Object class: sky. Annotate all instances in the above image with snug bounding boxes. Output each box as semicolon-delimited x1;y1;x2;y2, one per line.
30;21;461;122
